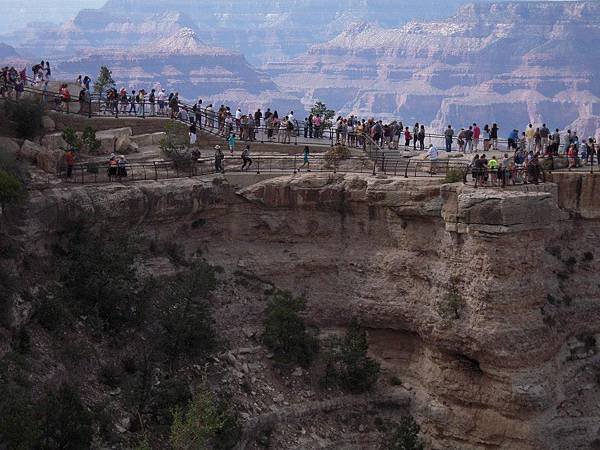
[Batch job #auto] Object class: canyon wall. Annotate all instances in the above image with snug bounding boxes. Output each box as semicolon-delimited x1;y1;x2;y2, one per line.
267;1;600;138
11;173;600;449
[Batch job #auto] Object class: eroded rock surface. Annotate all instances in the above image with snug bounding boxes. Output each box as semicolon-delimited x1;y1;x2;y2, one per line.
13;173;600;449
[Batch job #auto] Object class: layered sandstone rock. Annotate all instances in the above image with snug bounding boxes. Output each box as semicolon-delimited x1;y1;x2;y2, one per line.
13;172;600;449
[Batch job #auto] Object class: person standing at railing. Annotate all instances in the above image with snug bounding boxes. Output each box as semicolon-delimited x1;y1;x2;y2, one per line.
490;123;499;150
64;149;76;178
83;76;91;92
254;109;262;128
149;89;156;116
465;126;474;153
313;114;322;139
138;89;146;117
59;84;71;111
169;92;179;119
507;129;518;151
157;88;165;115
487;155;499;186
444;125;454;152
108;155;118;180
196;98;203;127
473;123;481;152
404;126;412;148
128;90;137;115
500;153;510;187
525;124;535;152
117;155;128;178
44;62;51;82
540;124;550;152
412;123;419;150
550;129;560;155
206;103;215;128
418;125;426;151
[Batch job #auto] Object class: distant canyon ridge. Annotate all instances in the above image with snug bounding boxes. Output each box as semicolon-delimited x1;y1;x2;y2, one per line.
1;1;600;138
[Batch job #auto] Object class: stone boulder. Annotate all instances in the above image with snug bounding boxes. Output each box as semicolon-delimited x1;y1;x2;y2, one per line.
95;128;133;154
18;140;44;163
41;133;67;151
0;137;20;154
130;134;154;147
37;149;64;174
41;115;56;132
151;132;166;145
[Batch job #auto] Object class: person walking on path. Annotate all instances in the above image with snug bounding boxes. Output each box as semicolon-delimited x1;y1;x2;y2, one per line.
299;146;310;171
241;145;252;171
214;145;225;173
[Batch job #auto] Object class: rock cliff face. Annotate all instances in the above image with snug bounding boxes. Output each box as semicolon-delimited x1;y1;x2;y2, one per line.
54;28;303;111
4;0;474;64
267;1;600;138
12;172;600;449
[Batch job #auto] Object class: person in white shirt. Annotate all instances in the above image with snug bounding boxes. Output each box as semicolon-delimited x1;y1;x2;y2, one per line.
288;111;295;122
157;89;166;115
425;144;439;174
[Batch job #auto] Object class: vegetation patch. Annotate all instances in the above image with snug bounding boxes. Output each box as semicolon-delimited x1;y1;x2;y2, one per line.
263;290;318;368
322;318;380;393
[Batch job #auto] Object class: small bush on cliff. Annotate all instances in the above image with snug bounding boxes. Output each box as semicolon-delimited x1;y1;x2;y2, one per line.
0;168;24;211
170;384;240;450
39;384;94;449
443;167;464;184
322;318;380;393
263;290;318;367
54;223;146;331
381;415;424;450
3;98;43;139
81;126;101;154
157;262;217;366
62;127;81;149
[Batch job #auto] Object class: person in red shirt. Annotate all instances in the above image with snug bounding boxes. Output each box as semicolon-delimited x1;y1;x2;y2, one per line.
473;123;481;152
64;149;76;178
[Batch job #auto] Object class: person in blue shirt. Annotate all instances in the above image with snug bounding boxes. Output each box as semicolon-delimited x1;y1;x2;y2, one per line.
508;129;519;150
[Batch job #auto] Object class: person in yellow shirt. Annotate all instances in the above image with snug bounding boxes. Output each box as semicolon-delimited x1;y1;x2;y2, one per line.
488;155;499;186
525;124;536;152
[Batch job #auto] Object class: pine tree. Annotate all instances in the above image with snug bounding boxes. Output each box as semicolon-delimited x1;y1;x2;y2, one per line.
93;66;115;96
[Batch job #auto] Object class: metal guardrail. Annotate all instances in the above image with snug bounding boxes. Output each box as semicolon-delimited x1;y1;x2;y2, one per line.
58;155;471;185
1;78;512;154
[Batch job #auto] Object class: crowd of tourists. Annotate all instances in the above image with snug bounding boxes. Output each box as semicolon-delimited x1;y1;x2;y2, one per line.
2;65;598;186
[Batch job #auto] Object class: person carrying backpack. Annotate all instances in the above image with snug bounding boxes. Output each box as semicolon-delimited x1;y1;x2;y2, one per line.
241;145;252;171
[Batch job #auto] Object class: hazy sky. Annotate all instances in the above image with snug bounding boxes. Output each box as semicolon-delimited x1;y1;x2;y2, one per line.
0;0;105;33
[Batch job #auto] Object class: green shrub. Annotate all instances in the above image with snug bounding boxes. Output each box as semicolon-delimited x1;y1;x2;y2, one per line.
322;318;380;393
158;262;217;365
382;416;424;450
0;168;23;211
170;385;239;450
263;290;318;367
3;98;43;138
444;168;464;183
62;127;80;149
81;126;101;154
39;384;93;449
54;223;146;331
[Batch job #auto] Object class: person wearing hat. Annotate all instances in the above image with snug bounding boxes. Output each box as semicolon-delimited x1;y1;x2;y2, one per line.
214;145;225;173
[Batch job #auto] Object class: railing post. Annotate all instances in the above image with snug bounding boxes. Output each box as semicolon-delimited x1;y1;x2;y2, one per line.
372;159;377;176
256;159;260;174
381;153;386;173
154;162;158;180
88;94;92;118
142;99;145;119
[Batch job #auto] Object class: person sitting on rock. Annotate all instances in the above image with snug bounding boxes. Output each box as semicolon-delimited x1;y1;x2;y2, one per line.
214;145;225;174
117;155;128;178
241;145;252;171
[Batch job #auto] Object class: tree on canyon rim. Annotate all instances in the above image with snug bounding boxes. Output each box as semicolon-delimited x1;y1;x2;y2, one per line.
93;66;115;96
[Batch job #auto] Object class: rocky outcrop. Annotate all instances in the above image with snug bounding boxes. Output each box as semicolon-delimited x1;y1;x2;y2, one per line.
267;1;600;139
12;172;600;449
